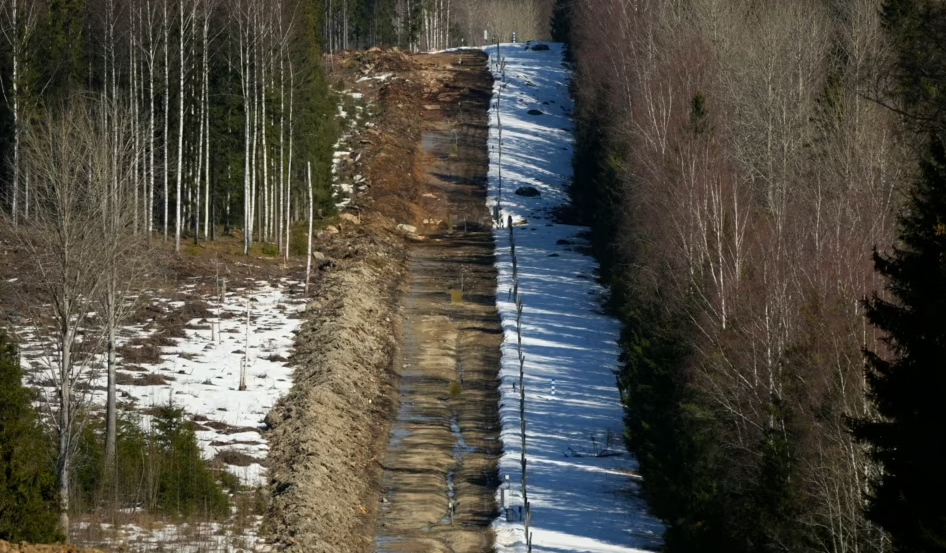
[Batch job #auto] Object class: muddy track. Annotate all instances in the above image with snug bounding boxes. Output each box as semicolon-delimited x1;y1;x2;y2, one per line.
375;52;500;553
265;50;497;553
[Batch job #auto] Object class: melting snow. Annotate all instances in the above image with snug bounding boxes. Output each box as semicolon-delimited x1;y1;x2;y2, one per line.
16;278;306;487
485;42;664;553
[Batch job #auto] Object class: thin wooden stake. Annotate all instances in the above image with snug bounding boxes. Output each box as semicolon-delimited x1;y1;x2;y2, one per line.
305;162;314;295
240;299;249;391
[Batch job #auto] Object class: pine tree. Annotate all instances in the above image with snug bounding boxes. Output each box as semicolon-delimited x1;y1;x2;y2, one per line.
550;0;571;45
0;332;62;543
34;0;88;103
854;136;946;553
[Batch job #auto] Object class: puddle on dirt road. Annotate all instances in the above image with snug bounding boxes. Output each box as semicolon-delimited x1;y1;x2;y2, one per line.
422;130;449;154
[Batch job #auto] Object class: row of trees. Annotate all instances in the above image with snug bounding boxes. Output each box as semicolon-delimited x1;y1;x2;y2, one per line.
563;0;941;551
0;0;342;538
0;0;340;259
0;0;560;250
319;0;552;52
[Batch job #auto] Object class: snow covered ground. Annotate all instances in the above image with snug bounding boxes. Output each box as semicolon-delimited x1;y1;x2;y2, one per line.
11;277;303;551
15;278;305;487
332;90;371;208
484;43;664;553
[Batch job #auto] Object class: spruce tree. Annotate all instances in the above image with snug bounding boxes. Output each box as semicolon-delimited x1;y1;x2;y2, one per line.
854;136;946;553
0;332;62;543
550;0;572;45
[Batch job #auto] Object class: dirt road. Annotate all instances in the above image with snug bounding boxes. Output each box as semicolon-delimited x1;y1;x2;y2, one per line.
374;52;502;553
264;50;499;553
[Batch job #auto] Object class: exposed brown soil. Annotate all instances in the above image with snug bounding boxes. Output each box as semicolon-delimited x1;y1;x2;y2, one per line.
264;216;408;553
0;541;101;553
264;49;499;553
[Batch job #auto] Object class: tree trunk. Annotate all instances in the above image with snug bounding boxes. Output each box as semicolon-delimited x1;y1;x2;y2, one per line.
175;0;186;253
278;29;285;254
148;0;157;235
58;321;73;538
202;0;211;238
105;289;117;467
10;0;19;227
305;162;313;294
285;61;294;263
240;8;253;255
163;0;170;241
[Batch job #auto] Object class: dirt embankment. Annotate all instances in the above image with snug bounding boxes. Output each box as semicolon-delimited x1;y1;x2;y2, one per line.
264;216;408;553
0;542;101;553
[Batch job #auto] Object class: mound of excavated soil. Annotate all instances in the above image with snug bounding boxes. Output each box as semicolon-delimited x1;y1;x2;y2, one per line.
0;542;102;553
264;217;408;553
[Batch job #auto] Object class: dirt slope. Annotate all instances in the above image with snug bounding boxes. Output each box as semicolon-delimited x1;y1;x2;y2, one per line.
264;215;408;553
0;542;101;553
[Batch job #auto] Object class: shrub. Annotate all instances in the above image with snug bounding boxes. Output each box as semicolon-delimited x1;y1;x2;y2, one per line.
151;403;230;518
0;333;63;543
72;403;230;519
260;243;280;257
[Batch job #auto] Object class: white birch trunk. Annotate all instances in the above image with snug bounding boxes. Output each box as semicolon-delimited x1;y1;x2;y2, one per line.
174;0;186;253
260;15;270;245
277;23;285;253
146;0;157;235
240;6;254;254
285;60;294;262
163;0;170;241
202;0;211;238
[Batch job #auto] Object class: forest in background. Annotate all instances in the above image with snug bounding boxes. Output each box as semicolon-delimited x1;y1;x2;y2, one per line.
0;0;554;256
563;0;946;551
0;0;340;259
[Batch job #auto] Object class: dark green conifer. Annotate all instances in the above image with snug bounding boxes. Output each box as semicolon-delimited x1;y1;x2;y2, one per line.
0;333;63;543
881;0;946;132
854;135;946;553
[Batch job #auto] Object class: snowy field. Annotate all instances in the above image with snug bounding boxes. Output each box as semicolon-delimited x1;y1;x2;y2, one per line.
14;278;306;487
10;276;305;551
484;43;664;553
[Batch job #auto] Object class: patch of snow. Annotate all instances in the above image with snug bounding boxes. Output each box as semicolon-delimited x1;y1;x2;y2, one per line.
357;72;394;83
17;278;306;488
74;517;272;552
484;42;664;553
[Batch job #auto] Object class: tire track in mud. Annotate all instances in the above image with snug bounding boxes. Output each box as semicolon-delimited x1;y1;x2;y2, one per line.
375;53;501;553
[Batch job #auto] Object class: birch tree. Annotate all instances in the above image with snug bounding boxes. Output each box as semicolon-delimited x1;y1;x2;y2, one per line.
94;99;151;470
0;0;41;226
11;99;114;536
